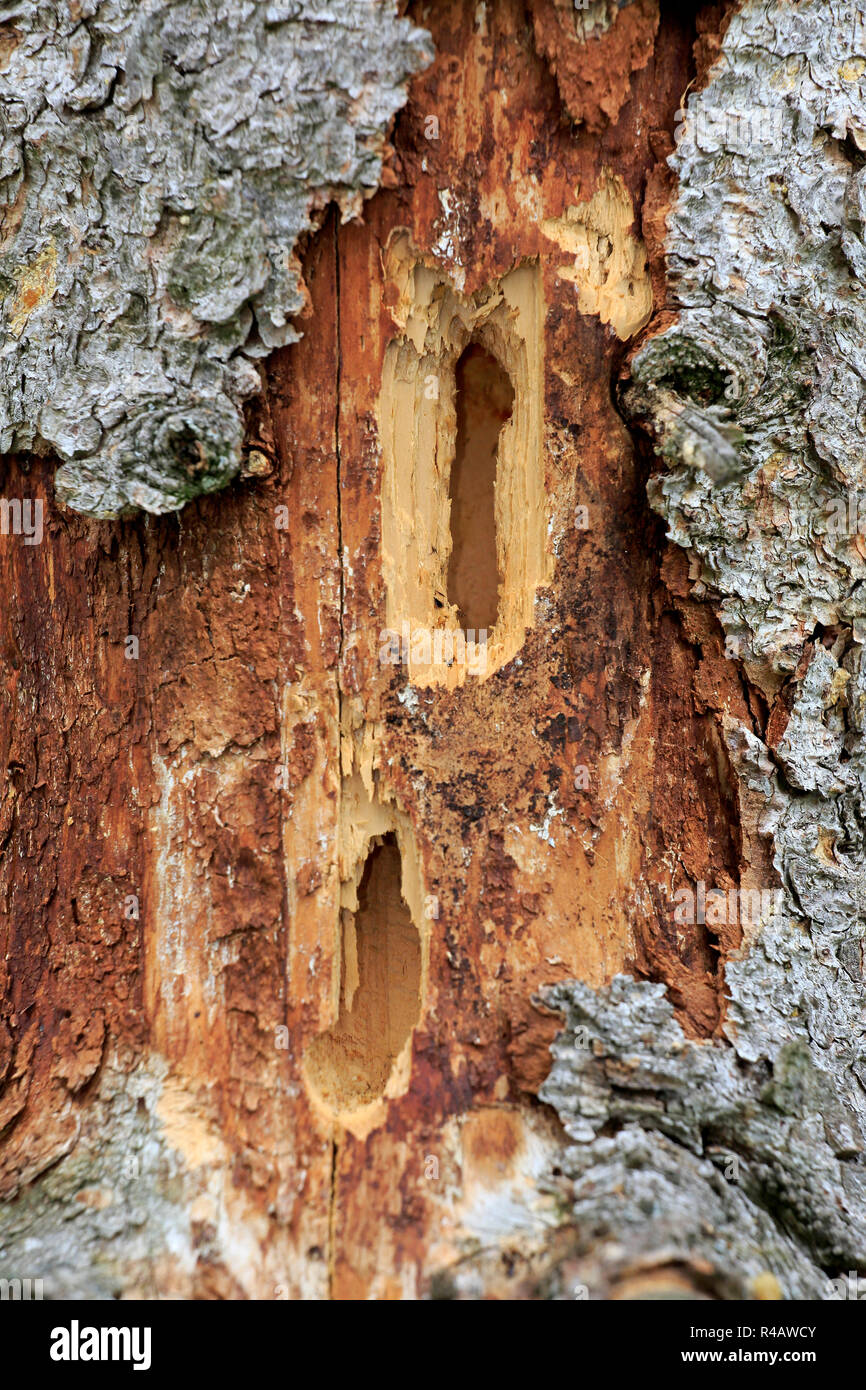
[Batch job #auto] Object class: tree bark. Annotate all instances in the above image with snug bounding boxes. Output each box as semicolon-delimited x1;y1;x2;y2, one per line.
1;0;864;1302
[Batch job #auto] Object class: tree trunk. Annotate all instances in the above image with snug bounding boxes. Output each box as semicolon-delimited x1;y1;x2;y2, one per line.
1;0;865;1302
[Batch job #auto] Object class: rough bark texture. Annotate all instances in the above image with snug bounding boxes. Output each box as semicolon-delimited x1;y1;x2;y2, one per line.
0;1;431;515
1;0;862;1302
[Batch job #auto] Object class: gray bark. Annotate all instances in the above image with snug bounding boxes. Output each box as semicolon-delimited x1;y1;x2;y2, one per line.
0;0;430;515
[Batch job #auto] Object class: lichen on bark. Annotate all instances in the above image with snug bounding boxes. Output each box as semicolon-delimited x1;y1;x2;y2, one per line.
0;0;431;516
532;0;866;1299
622;0;866;677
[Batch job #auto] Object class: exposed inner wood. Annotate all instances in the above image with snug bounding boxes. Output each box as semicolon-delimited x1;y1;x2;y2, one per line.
378;248;548;686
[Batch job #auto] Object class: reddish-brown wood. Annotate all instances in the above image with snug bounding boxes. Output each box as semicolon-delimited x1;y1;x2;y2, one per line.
0;0;752;1299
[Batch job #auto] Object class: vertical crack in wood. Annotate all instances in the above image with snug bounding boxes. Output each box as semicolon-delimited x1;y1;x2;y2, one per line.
329;210;346;1295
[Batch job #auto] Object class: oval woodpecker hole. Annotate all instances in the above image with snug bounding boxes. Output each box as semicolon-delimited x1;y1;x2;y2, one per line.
446;343;514;633
304;833;422;1114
